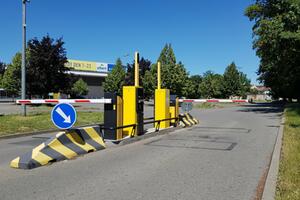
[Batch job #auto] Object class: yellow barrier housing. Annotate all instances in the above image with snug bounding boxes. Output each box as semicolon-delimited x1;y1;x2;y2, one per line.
123;86;144;137
123;86;138;137
155;89;170;128
154;62;170;129
122;52;144;137
169;95;179;126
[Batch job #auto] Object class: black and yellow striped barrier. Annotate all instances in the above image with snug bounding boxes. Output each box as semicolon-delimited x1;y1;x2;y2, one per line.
179;113;199;127
10;126;106;169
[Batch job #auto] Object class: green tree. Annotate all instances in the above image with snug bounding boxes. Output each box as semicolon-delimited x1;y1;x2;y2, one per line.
71;78;89;98
27;35;69;98
157;44;189;97
237;72;251;98
186;75;202;98
2;53;22;96
200;71;224;98
142;68;156;100
222;62;241;98
245;0;300;100
0;61;5;75
158;43;176;66
103;58;126;96
125;57;151;86
182;78;195;98
0;61;6;88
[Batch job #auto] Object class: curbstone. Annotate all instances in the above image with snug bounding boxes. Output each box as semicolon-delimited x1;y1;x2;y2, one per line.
261;116;285;200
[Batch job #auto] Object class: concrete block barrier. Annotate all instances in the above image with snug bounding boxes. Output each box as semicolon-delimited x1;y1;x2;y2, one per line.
179;113;199;127
10;126;106;169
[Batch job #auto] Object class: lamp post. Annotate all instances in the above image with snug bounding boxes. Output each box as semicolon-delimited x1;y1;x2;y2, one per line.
21;0;29;116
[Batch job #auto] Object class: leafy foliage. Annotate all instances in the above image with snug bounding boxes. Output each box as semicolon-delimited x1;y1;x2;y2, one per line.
103;58;126;96
223;62;251;98
158;43;177;66
27;35;69;98
125;57;151;86
183;75;202;99
157;44;190;97
0;61;5;75
1;53;22;96
245;0;300;99
199;71;224;98
142;68;156;100
0;61;6;88
71;78;89;98
237;72;251;98
223;62;240;97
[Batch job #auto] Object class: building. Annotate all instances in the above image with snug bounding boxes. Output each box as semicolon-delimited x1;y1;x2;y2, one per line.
247;85;272;101
65;59;115;98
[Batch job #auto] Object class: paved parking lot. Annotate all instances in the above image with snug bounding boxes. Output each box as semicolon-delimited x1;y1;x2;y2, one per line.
0;103;283;200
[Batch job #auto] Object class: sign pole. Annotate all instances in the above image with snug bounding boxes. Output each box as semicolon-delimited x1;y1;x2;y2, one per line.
21;0;28;116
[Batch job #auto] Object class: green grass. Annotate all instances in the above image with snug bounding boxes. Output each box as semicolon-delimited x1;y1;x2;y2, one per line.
194;102;236;109
276;103;300;200
0;111;103;137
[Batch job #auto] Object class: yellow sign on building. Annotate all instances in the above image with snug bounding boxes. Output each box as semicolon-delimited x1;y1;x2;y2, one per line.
65;60;97;72
65;59;111;73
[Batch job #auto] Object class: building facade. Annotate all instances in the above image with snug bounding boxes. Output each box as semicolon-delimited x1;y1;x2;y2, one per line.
65;59;115;98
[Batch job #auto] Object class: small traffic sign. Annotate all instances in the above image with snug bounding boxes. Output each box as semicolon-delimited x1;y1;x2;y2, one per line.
51;103;77;129
181;102;193;112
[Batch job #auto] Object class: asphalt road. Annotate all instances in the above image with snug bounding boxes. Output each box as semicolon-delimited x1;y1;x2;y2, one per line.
0;103;283;200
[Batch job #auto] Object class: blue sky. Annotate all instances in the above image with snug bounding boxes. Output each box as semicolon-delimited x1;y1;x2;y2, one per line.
0;0;259;83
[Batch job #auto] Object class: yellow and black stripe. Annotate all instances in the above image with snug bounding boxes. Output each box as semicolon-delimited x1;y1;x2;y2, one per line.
185;113;199;124
10;126;106;169
179;113;199;127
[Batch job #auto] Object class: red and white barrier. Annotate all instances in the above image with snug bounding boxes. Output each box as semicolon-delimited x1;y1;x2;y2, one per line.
16;99;112;104
179;99;248;103
16;98;248;104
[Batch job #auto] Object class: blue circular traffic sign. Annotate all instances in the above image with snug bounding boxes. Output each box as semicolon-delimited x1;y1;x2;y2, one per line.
51;103;77;129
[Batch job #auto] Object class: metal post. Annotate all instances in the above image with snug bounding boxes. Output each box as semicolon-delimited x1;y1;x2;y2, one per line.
157;62;161;89
21;0;28;116
134;52;139;87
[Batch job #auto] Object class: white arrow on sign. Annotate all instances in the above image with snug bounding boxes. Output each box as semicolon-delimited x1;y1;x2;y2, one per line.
55;107;71;123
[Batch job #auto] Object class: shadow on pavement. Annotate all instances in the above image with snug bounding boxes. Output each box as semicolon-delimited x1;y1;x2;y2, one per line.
237;102;284;115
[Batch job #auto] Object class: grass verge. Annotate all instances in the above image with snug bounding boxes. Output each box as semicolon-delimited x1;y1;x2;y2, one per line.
276;103;300;200
0;111;103;137
194;102;237;109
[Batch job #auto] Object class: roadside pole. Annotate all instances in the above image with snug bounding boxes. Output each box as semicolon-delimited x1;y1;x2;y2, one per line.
21;0;29;116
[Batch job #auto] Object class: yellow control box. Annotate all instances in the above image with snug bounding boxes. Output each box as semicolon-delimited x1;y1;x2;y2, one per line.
155;89;170;128
169;97;179;126
123;86;137;137
122;86;144;137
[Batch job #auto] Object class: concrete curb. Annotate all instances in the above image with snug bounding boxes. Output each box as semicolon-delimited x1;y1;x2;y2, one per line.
261;116;285;200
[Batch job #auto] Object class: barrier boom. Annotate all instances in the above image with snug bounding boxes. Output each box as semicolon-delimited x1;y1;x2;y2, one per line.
16;99;112;104
179;99;248;103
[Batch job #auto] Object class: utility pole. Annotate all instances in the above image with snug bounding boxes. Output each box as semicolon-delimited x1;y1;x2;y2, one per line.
21;0;29;116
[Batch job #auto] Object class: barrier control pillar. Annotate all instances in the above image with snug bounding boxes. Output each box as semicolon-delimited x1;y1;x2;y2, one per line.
154;62;170;129
169;94;179;126
122;52;144;137
103;92;123;140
